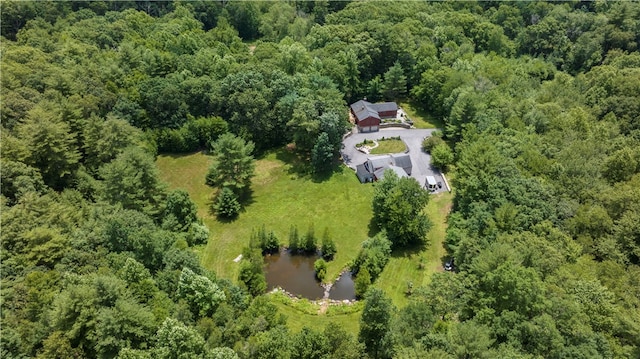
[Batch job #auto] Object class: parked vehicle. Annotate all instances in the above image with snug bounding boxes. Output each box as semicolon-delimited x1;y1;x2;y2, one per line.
426;176;438;191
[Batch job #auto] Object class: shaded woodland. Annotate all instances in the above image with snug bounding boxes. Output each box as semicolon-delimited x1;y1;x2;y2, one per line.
2;1;640;358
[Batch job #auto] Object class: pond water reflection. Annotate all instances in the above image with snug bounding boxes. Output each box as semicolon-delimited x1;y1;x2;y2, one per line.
264;250;355;300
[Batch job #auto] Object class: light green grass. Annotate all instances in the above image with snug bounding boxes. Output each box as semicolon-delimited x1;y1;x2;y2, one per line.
369;139;406;155
399;100;444;129
157;150;375;283
265;291;362;335
157;151;453;328
375;191;453;307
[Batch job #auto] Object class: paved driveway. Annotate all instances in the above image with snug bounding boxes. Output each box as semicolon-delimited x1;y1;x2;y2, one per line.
341;128;448;193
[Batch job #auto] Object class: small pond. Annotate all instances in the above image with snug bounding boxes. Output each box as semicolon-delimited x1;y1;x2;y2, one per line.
264;250;355;300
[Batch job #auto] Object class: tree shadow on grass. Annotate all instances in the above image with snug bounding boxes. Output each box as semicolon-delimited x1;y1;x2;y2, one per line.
160;149;208;159
367;218;382;238
310;162;346;183
274;148;349;183
274;148;313;179
390;242;428;259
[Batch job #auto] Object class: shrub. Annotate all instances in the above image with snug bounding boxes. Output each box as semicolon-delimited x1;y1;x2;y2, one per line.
355;267;371;299
352;232;392;281
186;222;209;246
422;135;444;153
314;259;327;281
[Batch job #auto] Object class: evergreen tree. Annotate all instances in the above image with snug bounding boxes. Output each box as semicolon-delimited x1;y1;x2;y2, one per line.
303;225;317;254
213;187;241;219
289;225;300;253
206;133;255;195
320;228;337;260
383;61;407;100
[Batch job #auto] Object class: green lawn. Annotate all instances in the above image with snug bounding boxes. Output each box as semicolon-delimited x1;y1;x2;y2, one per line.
399;100;444;129
157;150;375;283
369;139;406;155
156;150;453;332
268;291;362;334
374;191;453;307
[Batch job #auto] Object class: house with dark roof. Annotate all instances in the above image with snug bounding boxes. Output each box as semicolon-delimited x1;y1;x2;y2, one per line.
355;153;412;183
350;100;399;132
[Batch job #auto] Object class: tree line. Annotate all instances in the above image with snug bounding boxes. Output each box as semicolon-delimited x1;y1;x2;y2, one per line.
2;1;640;358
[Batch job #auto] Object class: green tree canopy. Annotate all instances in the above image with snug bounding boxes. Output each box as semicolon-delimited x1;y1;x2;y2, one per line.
206;133;255;195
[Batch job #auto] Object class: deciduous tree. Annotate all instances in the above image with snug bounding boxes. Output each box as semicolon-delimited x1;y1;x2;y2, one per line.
359;288;394;359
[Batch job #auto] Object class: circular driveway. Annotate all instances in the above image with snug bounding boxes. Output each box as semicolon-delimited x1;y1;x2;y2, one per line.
341;128;448;193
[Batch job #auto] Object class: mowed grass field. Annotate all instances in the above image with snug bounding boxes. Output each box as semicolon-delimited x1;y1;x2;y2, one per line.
157;150;375;282
374;191;453;307
157;150;452;333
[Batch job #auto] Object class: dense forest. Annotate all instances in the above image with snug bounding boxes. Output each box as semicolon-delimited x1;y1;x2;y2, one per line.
2;1;640;358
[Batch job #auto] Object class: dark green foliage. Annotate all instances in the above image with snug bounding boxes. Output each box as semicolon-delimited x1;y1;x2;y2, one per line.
354;267;371;300
320;229;337;260
155;116;228;153
238;248;267;297
4;3;640;358
314;259;327;282
206;133;256;195
9;106;81;189
288;225;300;252
213;187;241;219
311;132;334;174
359;288;394;359
352;232;392;281
138;76;188;129
164;189;198;232
291;327;330;359
323;323;365;359
253;225;280;254
373;172;431;247
383;61;407;100
302;224;317;254
0;160;46;205
99;147;163;215
186;222;209;246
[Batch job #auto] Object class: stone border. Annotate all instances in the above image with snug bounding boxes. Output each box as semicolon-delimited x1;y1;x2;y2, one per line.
379;123;411;129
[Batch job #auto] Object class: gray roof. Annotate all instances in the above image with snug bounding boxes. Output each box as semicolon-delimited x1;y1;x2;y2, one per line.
391;153;412;170
375;166;408;181
350;100;380;122
367;155;393;170
370;102;398;113
350;100;398;122
356;163;374;183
